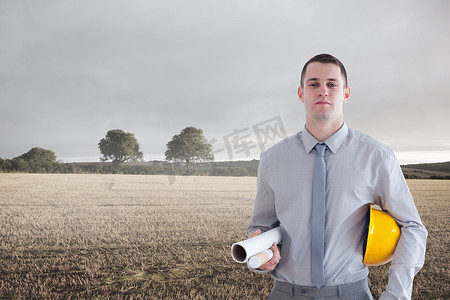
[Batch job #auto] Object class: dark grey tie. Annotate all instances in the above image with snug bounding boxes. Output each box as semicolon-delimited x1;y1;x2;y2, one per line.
312;143;327;288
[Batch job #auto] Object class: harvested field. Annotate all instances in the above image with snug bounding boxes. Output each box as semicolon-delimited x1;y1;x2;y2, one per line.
0;174;448;299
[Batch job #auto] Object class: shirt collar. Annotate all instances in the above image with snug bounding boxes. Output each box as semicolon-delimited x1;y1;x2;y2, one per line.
301;123;349;154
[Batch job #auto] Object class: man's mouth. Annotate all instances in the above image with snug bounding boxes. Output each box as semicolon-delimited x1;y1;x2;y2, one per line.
315;100;331;105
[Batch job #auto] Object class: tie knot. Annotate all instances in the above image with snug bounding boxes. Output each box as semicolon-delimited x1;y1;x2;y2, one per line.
315;143;327;157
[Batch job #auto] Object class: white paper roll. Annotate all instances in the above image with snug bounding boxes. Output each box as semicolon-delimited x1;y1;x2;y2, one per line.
231;227;282;263
248;249;274;268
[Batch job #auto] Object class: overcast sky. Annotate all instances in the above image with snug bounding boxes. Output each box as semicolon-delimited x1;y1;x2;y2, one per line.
1;0;449;165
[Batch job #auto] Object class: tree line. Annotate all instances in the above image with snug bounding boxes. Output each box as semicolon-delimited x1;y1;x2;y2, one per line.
0;127;256;176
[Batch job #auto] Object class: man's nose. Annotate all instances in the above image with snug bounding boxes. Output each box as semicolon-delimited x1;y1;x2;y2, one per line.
318;87;329;97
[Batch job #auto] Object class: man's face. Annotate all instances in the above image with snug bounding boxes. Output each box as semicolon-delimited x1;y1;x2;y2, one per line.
298;62;350;124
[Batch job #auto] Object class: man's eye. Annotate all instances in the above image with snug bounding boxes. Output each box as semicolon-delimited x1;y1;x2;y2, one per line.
328;83;337;87
309;83;317;87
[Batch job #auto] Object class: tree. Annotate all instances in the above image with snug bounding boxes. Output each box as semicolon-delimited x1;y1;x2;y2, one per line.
98;129;143;163
0;158;12;172
15;147;56;173
165;127;214;171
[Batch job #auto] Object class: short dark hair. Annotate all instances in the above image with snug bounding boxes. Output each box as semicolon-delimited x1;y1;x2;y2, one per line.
300;53;348;88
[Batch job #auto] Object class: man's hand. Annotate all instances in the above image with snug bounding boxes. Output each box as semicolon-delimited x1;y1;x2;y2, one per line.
250;229;281;270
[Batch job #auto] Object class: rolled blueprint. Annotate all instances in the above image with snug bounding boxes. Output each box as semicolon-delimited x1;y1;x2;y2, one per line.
231;227;282;263
248;249;274;268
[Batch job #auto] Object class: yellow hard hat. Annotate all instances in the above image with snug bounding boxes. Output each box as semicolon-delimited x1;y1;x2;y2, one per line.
362;204;401;266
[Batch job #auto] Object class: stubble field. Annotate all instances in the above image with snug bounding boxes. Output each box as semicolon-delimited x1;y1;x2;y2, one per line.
0;174;448;299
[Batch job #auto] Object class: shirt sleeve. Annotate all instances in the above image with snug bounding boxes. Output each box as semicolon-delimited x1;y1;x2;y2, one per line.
376;153;428;300
247;151;280;273
248;151;280;234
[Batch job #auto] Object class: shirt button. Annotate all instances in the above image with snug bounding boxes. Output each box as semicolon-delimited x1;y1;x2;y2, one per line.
301;289;308;295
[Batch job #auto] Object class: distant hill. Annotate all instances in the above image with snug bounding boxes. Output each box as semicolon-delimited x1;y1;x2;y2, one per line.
401;161;450;172
401;161;450;179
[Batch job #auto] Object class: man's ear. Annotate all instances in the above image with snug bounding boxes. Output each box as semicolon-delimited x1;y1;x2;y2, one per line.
298;86;304;103
343;86;350;103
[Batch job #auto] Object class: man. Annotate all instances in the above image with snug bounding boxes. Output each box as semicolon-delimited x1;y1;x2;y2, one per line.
248;54;427;299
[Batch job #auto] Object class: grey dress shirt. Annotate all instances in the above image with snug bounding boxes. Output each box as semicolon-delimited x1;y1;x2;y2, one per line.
248;123;427;300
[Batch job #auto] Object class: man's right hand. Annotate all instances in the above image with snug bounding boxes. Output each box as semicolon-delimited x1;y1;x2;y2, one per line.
250;229;281;271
